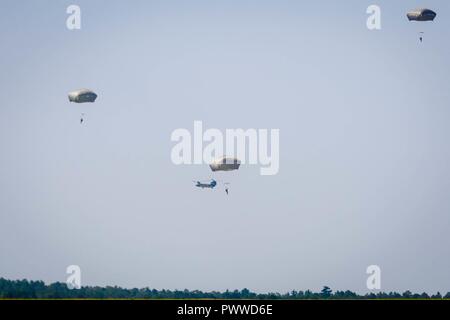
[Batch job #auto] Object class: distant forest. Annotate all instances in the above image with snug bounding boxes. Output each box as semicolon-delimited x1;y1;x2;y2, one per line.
0;278;448;299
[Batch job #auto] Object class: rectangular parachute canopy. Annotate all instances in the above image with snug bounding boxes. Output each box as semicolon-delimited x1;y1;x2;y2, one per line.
68;89;98;103
407;8;436;21
209;156;241;172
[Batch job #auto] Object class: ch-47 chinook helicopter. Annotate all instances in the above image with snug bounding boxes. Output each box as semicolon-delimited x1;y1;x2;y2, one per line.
193;179;231;195
193;179;217;189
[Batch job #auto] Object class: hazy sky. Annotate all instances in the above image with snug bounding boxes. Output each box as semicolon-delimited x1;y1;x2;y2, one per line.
1;0;449;294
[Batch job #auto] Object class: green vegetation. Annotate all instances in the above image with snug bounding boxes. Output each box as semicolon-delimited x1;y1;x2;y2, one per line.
0;278;448;299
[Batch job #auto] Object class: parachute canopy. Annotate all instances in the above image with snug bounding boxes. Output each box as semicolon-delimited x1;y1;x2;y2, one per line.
68;89;98;103
407;8;436;21
209;156;241;172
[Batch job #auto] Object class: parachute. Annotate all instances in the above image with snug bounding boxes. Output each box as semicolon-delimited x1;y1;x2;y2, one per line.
407;9;436;43
208;157;239;195
68;89;97;124
209;156;241;172
407;8;436;22
68;89;98;103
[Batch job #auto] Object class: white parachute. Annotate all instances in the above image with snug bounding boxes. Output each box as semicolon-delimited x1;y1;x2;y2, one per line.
68;89;98;103
209;156;241;172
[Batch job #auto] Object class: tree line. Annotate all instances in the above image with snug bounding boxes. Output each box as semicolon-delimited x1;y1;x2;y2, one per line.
0;279;448;299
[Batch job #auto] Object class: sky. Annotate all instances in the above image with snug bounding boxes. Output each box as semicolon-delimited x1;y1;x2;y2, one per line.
0;0;449;294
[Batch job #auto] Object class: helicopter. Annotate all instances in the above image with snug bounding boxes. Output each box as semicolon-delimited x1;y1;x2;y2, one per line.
193;179;217;189
193;180;230;194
